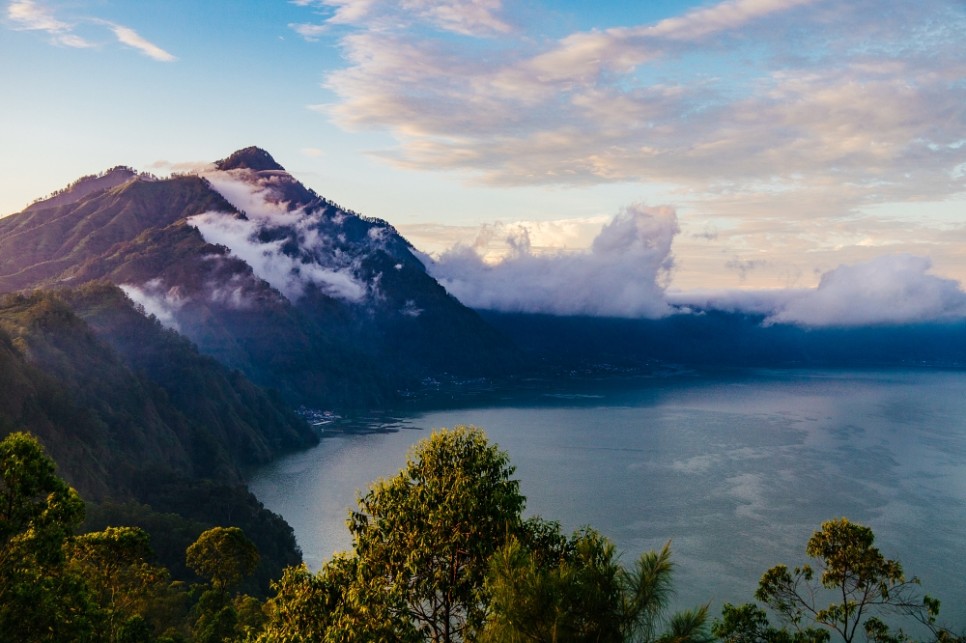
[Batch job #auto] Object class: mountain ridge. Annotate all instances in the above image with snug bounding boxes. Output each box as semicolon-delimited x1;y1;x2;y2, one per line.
0;147;523;409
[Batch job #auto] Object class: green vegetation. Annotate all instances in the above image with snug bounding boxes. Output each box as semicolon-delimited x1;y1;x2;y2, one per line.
2;428;960;642
0;286;313;593
714;518;952;643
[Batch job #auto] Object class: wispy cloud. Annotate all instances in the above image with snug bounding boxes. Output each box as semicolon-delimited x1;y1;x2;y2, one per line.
291;0;511;37
297;0;965;213
7;0;92;46
6;0;175;60
104;22;176;61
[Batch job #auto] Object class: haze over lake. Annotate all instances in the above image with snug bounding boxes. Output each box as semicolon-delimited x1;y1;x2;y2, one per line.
249;369;966;626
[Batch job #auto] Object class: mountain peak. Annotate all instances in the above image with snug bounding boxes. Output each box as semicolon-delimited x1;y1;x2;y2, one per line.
216;147;285;172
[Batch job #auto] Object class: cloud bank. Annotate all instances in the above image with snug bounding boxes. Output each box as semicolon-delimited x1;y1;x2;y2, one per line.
423;203;678;318
422;204;966;327
671;255;966;327
766;255;966;327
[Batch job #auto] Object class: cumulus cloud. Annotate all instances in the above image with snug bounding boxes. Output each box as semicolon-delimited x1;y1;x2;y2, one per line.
765;255;966;327
423;203;678;318
120;279;186;330
671;255;966;327
187;170;368;303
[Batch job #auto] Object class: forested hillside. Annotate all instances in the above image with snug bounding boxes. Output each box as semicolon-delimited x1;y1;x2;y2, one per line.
0;284;314;591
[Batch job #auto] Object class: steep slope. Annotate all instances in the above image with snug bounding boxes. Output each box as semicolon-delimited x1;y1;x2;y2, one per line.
0;285;315;591
0;147;522;408
0;285;316;496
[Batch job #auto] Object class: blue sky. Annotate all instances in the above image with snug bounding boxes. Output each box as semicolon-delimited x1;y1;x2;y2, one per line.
2;0;965;296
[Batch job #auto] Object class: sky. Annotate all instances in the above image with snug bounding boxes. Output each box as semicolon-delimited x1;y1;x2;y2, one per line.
2;0;965;302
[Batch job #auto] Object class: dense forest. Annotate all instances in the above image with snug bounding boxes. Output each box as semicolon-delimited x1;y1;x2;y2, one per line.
0;285;316;592
1;427;959;642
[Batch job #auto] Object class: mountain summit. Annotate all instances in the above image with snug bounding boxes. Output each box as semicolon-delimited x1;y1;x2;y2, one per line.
0;147;521;408
216;146;286;172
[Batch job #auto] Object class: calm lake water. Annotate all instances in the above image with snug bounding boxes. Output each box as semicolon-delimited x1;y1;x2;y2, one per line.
248;369;966;627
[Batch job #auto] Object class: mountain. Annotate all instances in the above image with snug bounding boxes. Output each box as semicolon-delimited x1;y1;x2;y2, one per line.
0;147;522;408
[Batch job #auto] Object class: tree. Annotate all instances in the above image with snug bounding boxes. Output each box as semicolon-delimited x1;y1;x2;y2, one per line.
348;426;525;642
0;431;94;642
186;526;260;594
68;526;177;642
754;518;942;643
186;526;261;643
712;603;829;643
256;557;418;643
483;520;711;643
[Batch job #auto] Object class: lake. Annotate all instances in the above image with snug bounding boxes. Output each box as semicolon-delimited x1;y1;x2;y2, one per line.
248;369;966;628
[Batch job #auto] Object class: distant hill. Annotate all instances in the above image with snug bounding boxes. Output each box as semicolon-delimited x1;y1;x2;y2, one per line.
0;147;521;408
480;310;966;371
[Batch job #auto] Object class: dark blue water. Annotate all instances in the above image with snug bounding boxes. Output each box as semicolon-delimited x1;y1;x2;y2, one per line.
249;369;966;628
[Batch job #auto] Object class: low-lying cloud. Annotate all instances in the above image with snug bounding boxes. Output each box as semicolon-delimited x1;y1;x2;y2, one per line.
671;255;966;327
766;255;966;327
120;279;186;331
423;203;678;318
422;204;966;327
187;170;368;303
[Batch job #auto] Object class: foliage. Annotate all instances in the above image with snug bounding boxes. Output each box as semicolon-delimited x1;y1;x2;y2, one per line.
0;432;94;642
712;603;830;643
736;518;949;643
483;522;711;643
68;526;184;642
187;527;260;593
256;558;418;643
348;426;525;642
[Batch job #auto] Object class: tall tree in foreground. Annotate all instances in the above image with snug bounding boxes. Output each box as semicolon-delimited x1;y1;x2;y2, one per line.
348;426;525;642
0;431;93;642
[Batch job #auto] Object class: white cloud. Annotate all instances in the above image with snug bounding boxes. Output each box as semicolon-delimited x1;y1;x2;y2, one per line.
106;23;176;62
765;255;966;327
6;1;175;59
187;169;368;303
298;0;966;219
423;203;678;318
120;279;186;330
7;0;92;47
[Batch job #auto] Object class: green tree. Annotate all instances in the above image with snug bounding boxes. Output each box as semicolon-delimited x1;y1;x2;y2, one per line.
186;526;260;594
483;521;711;643
0;431;94;642
348;426;525;642
712;603;829;643
256;558;418;643
69;526;179;642
186;526;261;642
754;518;942;643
